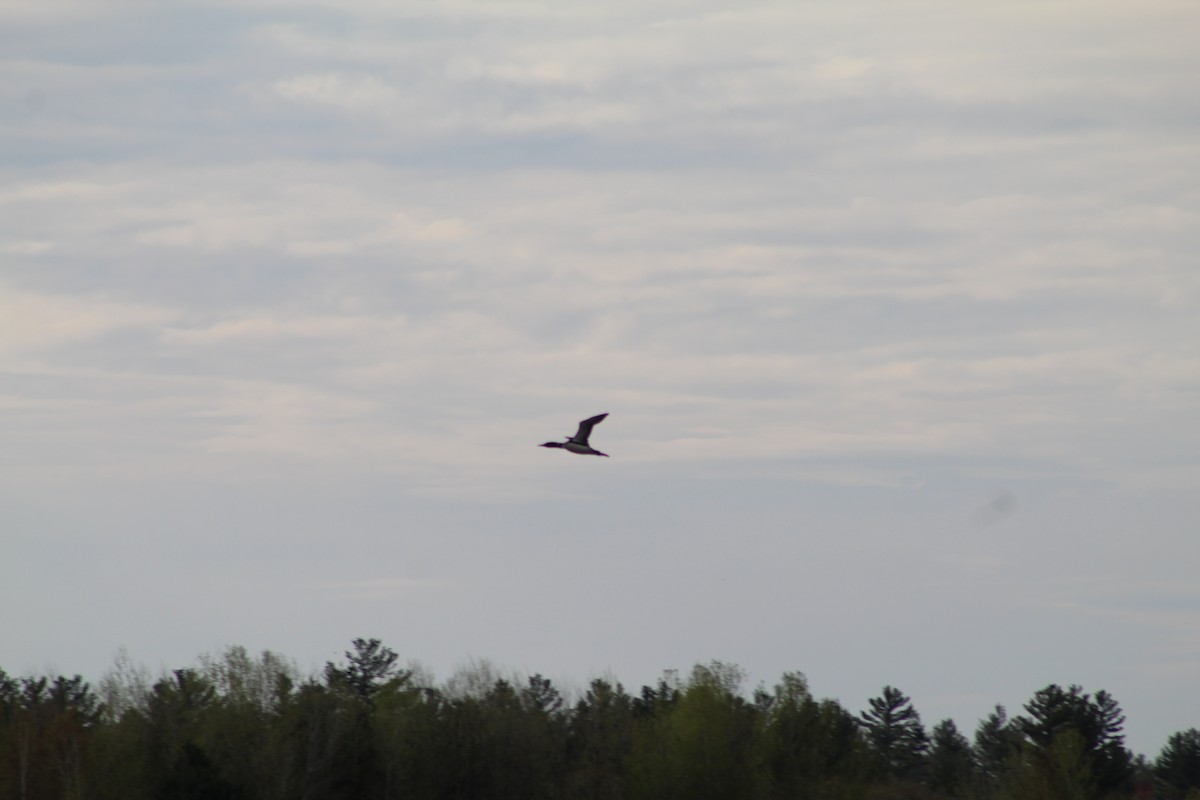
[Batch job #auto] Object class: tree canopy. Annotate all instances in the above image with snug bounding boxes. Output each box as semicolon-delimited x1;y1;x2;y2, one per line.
0;649;1180;800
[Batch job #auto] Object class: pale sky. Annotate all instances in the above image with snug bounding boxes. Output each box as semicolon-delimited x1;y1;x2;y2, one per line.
2;0;1198;756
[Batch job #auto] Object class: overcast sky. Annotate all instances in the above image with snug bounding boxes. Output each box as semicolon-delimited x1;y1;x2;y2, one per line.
3;0;1198;755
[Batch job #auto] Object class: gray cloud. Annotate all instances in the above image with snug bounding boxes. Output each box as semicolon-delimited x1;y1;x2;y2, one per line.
2;0;1198;756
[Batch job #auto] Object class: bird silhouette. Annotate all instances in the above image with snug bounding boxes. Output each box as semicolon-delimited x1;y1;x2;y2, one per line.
539;413;609;457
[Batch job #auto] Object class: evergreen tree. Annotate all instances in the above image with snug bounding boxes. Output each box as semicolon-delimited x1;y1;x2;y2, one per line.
0;653;1185;800
1091;689;1134;794
760;672;870;799
632;670;681;718
284;677;379;800
323;638;408;704
0;670;16;800
0;673;104;800
523;673;565;717
1013;684;1134;799
145;669;240;800
1156;728;1200;800
927;718;976;796
974;704;1017;793
859;686;929;781
483;677;566;800
371;676;439;800
568;678;635;800
301;637;409;798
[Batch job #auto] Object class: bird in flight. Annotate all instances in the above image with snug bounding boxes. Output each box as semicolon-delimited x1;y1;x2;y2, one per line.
539;413;609;457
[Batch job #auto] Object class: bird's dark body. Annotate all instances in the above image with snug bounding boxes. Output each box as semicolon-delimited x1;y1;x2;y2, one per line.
539;413;609;457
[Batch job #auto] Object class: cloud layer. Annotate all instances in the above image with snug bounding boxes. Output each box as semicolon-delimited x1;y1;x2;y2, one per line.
2;0;1198;755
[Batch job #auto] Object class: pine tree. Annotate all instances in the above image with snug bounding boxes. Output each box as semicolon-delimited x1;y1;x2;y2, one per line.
859;685;929;781
324;638;409;704
568;679;635;800
1014;684;1134;799
974;704;1016;792
928;718;976;796
1155;729;1200;800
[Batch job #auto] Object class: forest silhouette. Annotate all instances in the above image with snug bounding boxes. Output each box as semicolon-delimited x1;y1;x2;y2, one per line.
2;638;1198;799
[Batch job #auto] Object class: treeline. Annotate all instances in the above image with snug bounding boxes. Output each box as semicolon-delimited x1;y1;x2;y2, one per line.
2;639;1198;800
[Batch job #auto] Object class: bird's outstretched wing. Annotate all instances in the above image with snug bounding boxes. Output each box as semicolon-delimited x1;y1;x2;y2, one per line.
570;413;608;445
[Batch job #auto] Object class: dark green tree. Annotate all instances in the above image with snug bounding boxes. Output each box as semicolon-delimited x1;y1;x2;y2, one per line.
523;674;565;717
567;678;635;800
1155;728;1200;800
859;686;929;782
3;651;1188;800
0;674;104;800
292;638;409;799
10;677;52;800
632;670;681;719
759;672;870;799
0;670;16;800
281;678;377;800
324;638;408;704
371;679;439;800
974;704;1018;795
927;718;976;797
629;662;760;800
144;669;241;800
480;677;567;799
1090;689;1134;794
1012;684;1133;799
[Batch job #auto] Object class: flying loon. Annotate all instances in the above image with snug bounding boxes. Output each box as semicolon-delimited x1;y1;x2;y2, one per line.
539;413;609;457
